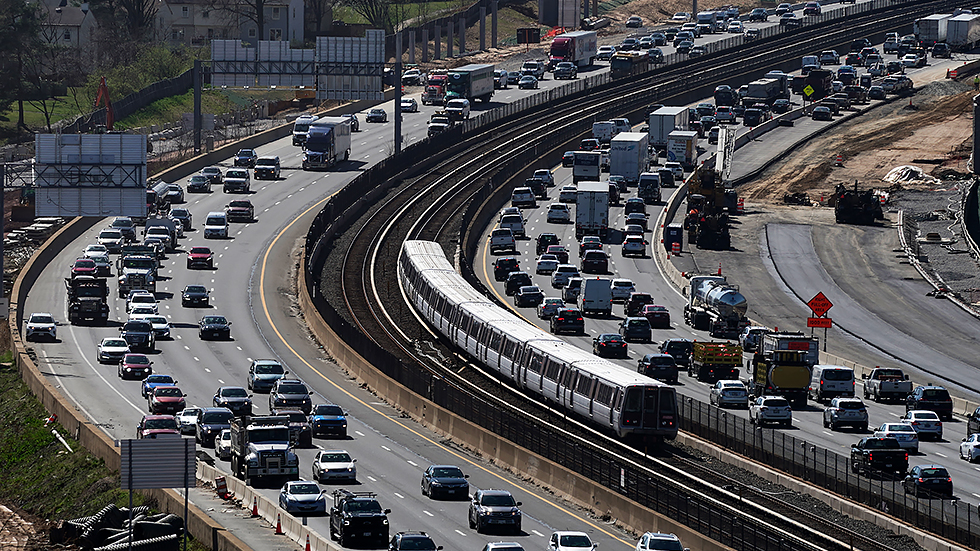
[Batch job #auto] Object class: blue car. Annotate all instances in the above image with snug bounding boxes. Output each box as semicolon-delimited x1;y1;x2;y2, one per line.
309;403;348;438
141;374;176;398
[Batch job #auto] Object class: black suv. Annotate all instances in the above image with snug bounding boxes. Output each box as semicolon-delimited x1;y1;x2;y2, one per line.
504;272;532;296
536;233;560;254
906;386;953;420
638;353;679;384
659;338;694;367
120;320;155;351
421;465;469;499
195;406;234;446
581;250;608;274
468;489;522;534
270;378;313;414
493;257;520;281
390;531;442;551
624;292;654;316
213;386;253;416
551;307;584;335
330;490;391;547
234;148;258;167
273;408;314;447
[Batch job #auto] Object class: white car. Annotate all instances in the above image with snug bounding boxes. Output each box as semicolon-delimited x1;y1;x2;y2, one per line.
596;46;617;61
126;291;158;314
899;410;943;441
312;449;357;483
215;429;232;460
83;244;109;258
749;396;793;427
97;337;130;363
874;422;919;453
671;12;691;22
663;162;684;181
636;532;685;551
960;433;980;462
621;235;646;257
24;312;57;341
710;380;749;408
559;185;578;203
549;531;596;551
533;169;554;187
144;315;172;340
537;297;565;319
536;255;560;275
176;407;201;435
610;279;635;302
128;306;158;320
551;264;580;288
399;97;419;113
727;21;744;33
546;203;571;223
499;206;521;222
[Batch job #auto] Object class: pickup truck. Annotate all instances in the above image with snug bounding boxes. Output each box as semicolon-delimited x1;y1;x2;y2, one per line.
850;437;908;475
862;367;911;403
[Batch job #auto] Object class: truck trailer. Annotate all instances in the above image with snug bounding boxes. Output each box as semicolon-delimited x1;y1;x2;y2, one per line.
445;64;495;103
666;130;698;170
549;31;598;69
609;132;649;184
575;182;610;239
303;118;352;170
915;13;953;47
742;78;782;105
648;107;689;149
684;275;748;338
947;13;980;50
572;151;601;183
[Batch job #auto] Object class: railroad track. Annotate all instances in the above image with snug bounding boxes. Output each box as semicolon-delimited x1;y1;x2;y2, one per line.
317;1;957;550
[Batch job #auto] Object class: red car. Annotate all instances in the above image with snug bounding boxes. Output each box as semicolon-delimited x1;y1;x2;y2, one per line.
71;258;98;277
545;245;569;264
147;385;187;415
642;304;671;328
224;199;255;222
119;353;153;380
136;415;179;439
186;247;214;269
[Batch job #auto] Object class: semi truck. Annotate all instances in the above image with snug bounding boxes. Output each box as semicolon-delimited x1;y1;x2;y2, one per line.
609;132;649;184
229;415;299;486
303;118;352;170
575;182;610;240
548;30;598;69
948;13;980;50
117;255;157;297
648;107;689;149
65;276;109;324
689;341;742;382
748;349;811;406
292;114;318;146
445;64;495;103
572;151;601;183
684;275;748;338
422;70;449;105
914;13;953;47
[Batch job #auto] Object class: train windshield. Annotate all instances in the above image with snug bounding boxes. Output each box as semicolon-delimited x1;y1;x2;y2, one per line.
622;387;675;429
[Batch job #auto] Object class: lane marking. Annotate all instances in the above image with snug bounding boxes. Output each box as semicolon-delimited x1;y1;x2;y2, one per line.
394;492;404;499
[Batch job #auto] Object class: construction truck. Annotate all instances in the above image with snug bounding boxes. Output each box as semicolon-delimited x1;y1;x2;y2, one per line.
116;255;157;297
748;349;811;407
683;166;733;250
689;341;742;382
758;332;820;366
833;182;883;225
684;275;748;338
65;276;109;324
229;415;299;486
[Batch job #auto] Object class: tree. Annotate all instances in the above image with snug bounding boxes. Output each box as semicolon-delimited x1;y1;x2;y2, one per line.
305;0;334;38
341;0;391;33
0;0;45;125
208;0;268;42
87;0;157;41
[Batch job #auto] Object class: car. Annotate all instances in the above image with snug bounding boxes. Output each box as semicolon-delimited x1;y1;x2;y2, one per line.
309;403;348;437
420;464;469;499
640;304;670;328
505;271;532;296
169;208;193;231
215;429;232;460
537;297;565;319
636;532;685;551
147;385;186;415
823;397;869;431
545;245;569;264
901;52;925;68
803;1;821;15
247;359;287;392
829;92;851;110
200;166;223;186
621;235;646;257
493;257;520;282
903;464;953;498
550;264;579;288
868;86;886;101
199;315;232;340
581;250;608;273
960;433;980;462
312;449;357;483
535;255;560;275
610;279;635;302
366;108;388;123
97;229;125;252
141;373;176;398
689;45;707;57
274;409;314;447
670;12;690;22
811;106;833;121
906;385;953;420
234;149;258;167
252;156;281;180
83;243;108;258
195;407;234;446
680;23;699;38
118;353;153;380
503;71;521;85
390;531;442;551
596;46;617;61
771;98;791;114
775;3;791;15
24;312;57;341
727;21;743;33
675;40;693;55
549;531;595;551
213;386;253;416
874;423;919;453
550;307;584;334
593;333;628;358
490;228;516;254
744;27;761;40
400;97;419;113
119;320;155;351
553;62;577;80
900;410;943;441
97;337;130;364
279;480;327;515
110;216;137;241
886;60;905;75
143;315;171;340
186;246;214;270
619;317;651;343
626;15;643;27
469;489;522;534
181;285;210;307
558;185;578;203
932;42;951;58
819;50;839;65
136;414;179;439
176;407;201;435
70;258;97;278
626;212;648;231
164;183;185;203
708;380;748;408
187;174;211;193
747;8;768;22
561;151;575;167
518;75;538;90
493;69;509;89
844;52;864;67
514;285;544;307
749;396;793;427
620;37;639;51
225;199;255;222
270;378;313;414
779;12;799;27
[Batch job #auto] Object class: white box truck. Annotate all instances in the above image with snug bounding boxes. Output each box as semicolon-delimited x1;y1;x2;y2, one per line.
575;181;609;240
548;30;598;69
573;151;602;183
667;130;699;170
948;13;980;50
580;277;613;316
648;107;689;150
915;13;953;47
609;132;649;185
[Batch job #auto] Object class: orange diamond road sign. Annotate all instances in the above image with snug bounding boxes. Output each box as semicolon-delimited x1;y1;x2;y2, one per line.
808;317;832;328
807;292;833;317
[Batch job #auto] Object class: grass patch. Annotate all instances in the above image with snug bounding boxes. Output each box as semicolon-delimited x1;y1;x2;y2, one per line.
334;2;464;26
112;88;295;131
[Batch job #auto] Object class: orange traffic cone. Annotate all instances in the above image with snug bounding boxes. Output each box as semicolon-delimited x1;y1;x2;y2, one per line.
306;534;312;551
251;497;258;517
717;263;722;276
275;513;284;535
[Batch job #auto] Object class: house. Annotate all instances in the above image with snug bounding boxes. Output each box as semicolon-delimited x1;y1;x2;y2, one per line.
41;0;97;52
155;0;304;46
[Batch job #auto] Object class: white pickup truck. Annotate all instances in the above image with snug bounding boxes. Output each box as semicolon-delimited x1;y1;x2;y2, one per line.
861;367;912;403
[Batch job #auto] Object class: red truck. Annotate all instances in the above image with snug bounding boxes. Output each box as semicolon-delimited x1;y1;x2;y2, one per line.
422;70;449;105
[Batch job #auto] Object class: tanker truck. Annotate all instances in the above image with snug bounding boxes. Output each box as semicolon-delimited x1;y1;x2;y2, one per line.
684;275;749;338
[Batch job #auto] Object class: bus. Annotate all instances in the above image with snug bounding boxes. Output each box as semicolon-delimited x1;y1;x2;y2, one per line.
610;51;649;79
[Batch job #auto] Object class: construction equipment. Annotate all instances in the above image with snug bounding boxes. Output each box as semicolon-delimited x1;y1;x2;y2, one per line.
748;349;811;407
833;182;883;225
689;341;742;382
684;166;733;250
229;415;299;486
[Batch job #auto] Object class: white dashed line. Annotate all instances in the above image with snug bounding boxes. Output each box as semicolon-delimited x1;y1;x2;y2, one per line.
217;379;225;384
193;357;199;362
367;476;377;482
423;510;433;517
204;368;211;373
532;530;545;537
407;460;417;467
394;492;404;499
381;445;391;452
355;431;365;437
184;345;190;350
454;530;466;537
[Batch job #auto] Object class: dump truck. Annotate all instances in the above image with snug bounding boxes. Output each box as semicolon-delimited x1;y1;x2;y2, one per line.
445;64;495;103
759;332;820;366
229;415;299;486
303;118;352;170
689;341;742;382
117;255;157;297
748;349;811;407
609;132;649;184
548;30;598;69
684;275;748;338
65;276;109;324
862;367;912;402
833;182;883;225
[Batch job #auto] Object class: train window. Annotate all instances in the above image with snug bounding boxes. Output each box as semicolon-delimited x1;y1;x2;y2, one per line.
644;387;659;418
621;387;642;426
595;383;614;406
489;331;501;351
543;359;562;381
461;313;472;333
613;389;622;410
561;368;576;387
660;388;676;416
525;351;541;373
575;375;592;395
422;285;433;303
503;338;517;359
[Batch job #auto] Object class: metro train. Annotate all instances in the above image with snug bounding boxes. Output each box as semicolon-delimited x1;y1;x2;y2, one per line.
398;240;678;442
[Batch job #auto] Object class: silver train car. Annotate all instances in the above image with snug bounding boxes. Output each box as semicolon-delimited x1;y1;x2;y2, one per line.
399;240;678;441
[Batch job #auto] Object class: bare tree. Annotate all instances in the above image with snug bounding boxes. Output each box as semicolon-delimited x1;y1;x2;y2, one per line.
341;0;392;33
208;0;268;42
118;0;158;39
305;0;334;38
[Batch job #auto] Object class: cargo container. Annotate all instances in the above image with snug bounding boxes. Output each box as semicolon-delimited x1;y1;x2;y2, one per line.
572;151;601;183
947;13;980;50
914;13;953;47
575;182;610;239
548;31;598;69
445;64;495;103
648;107;689;149
609;132;649;184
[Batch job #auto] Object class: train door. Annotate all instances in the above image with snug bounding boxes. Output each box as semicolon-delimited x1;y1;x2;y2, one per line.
610;389;621;425
642;386;660;430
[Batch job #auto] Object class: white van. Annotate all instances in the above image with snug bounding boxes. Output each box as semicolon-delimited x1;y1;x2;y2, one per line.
809;364;855;402
580;277;612;316
203;211;228;239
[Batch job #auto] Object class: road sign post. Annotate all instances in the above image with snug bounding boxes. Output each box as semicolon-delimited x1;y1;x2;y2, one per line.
806;292;833;351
